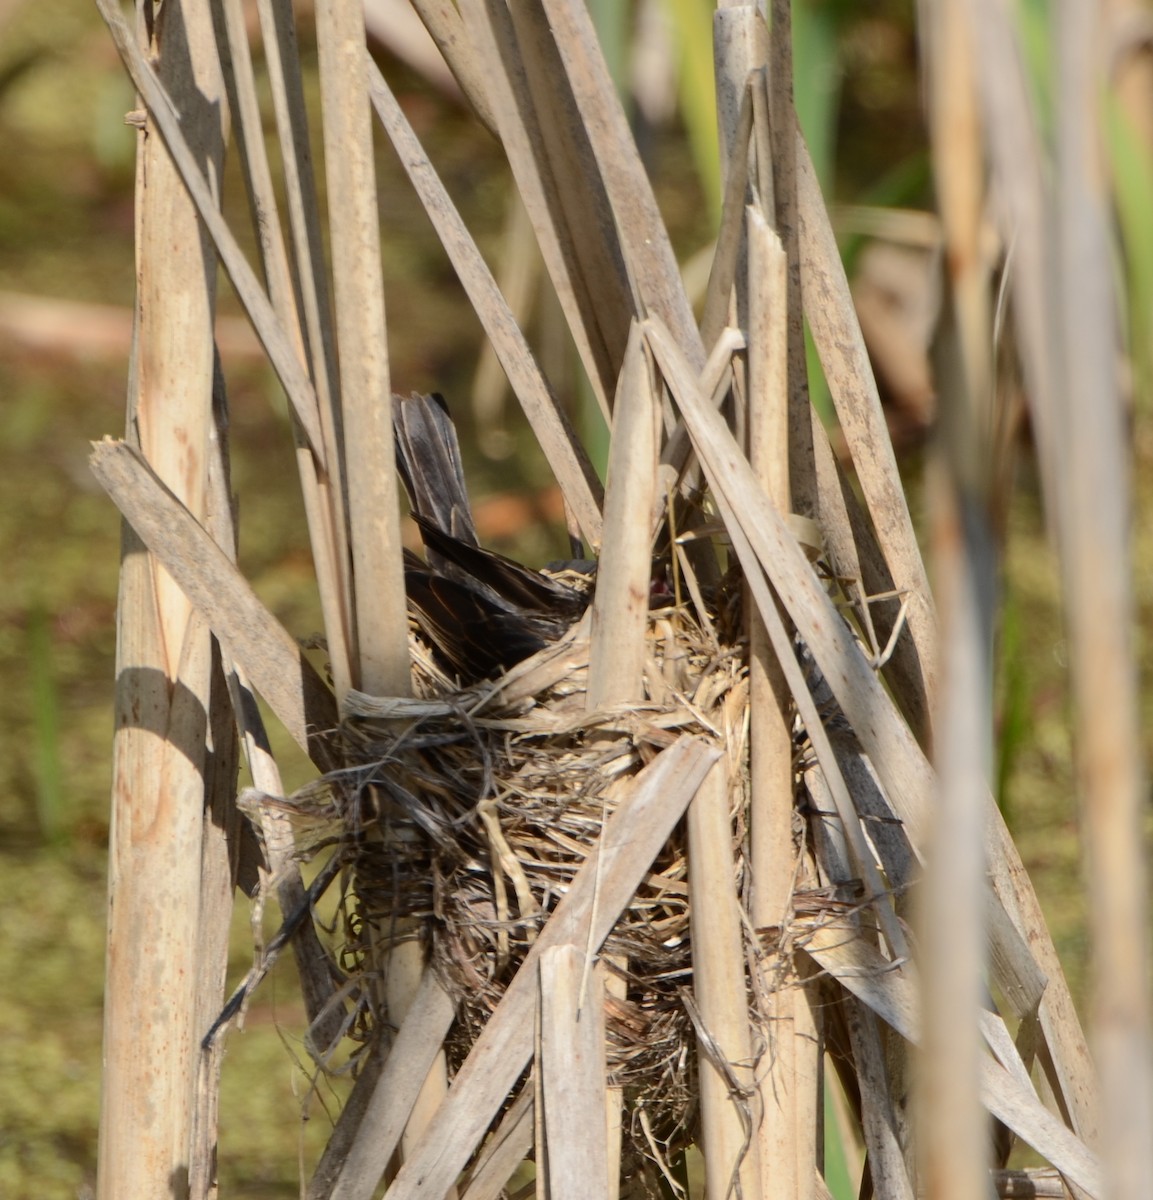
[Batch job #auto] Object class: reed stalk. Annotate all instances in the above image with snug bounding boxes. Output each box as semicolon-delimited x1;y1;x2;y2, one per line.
96;4;230;1197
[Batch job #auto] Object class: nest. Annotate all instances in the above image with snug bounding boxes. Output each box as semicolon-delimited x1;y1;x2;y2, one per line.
294;588;760;1161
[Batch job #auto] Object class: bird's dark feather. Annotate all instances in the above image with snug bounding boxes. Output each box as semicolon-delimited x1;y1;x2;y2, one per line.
393;391;590;683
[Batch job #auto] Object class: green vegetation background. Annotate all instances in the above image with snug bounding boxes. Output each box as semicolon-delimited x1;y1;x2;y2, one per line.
0;3;1135;1196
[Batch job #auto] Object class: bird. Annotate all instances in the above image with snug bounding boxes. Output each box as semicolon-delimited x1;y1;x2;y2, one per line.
392;392;589;684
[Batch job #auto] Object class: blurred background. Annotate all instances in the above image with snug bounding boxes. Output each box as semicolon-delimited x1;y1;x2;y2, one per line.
1;0;1143;1195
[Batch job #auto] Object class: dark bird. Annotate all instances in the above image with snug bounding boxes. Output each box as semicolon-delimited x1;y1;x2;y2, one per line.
393;392;589;684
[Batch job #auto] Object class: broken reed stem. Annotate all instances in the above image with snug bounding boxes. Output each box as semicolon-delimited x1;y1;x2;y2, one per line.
537;947;610;1200
709;11;806;1192
745;210;791;922
97;5;230;1198
586;322;660;708
686;758;762;1199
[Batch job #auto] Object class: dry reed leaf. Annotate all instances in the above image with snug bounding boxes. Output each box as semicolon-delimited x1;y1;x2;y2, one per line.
802;923;1104;1196
795;133;937;704
227;0;356;712
841;995;915;1200
538;947;610;1199
408;0;498;133
254;0;342;415
820;735;916;893
219;0;299;332
808;404;932;743
314;970;456;1200
457;1088;534;1200
644;315;936;846
698;77;756;351
540;0;704;375
90;439;338;770
511;1;640;391
383;735;719;1200
458;0;628;416
980;1062;1102;1198
648;315;1103;1180
365;59;604;548
984;889;1047;1019
94;0;326;462
363;0;461;100
984;803;1100;1145
756;4;820;540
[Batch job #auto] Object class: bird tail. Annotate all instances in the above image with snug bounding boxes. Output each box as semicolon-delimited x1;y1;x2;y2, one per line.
392;391;478;549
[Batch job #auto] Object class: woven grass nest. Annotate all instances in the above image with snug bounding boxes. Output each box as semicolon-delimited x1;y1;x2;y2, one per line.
297;569;763;1160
